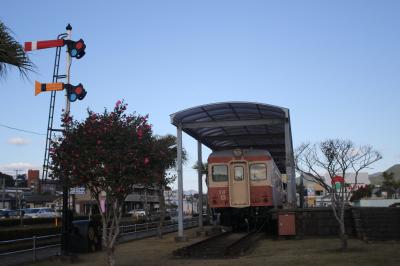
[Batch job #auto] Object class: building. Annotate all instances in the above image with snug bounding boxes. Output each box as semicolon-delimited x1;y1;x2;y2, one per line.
27;170;40;191
72;185;162;215
298;172;369;207
24;194;61;209
39;179;58;194
124;186;160;212
0;188;31;209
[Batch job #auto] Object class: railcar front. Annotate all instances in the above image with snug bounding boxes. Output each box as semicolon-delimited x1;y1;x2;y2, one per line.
207;148;286;229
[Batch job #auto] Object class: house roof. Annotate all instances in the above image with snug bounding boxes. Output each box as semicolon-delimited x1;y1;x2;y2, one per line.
24;194;60;203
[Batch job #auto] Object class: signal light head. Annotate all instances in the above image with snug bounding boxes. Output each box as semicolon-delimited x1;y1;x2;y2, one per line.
65;39;86;59
65;83;87;102
75;42;84;50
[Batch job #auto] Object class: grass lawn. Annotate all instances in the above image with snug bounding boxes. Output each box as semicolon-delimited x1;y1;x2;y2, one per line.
32;229;400;266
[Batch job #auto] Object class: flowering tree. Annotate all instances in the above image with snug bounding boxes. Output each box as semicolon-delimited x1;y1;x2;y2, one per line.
50;101;155;266
295;139;381;250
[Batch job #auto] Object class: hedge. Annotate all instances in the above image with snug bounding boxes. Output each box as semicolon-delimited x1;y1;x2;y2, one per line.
0;215;103;227
0;226;61;241
0;218;56;227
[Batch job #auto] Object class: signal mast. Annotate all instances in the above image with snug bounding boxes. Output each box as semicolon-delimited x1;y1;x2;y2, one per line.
24;24;87;254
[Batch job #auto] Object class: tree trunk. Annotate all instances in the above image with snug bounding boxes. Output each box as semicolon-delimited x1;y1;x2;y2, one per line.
157;186;165;239
144;187;149;221
339;196;348;250
339;210;348;250
106;246;116;266
339;227;348;250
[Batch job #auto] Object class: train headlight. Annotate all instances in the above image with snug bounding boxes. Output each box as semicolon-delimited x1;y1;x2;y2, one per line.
233;148;242;157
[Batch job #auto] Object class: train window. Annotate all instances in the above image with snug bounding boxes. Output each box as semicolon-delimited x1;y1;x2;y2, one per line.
250;163;267;180
212;165;228;182
234;166;244;181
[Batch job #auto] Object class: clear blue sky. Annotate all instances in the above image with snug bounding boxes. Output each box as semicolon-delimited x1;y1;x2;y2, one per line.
1;0;399;190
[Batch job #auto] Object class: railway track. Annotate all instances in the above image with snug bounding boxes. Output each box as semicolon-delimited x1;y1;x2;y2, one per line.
173;229;263;258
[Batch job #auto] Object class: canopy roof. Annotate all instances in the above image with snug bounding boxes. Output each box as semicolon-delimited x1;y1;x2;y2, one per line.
170;102;292;173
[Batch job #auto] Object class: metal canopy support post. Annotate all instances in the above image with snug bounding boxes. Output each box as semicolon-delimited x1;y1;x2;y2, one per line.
197;141;203;230
61;24;72;256
177;125;184;239
284;110;296;206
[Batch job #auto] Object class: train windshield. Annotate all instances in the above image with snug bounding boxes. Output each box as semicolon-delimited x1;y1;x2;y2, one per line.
212;165;228;182
250;163;267;180
234;166;244;181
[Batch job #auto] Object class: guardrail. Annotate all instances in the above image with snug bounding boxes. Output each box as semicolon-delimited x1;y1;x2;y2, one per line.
118;218;198;242
0;218;198;265
0;233;61;261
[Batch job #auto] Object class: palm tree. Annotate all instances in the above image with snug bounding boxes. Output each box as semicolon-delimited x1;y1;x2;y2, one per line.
152;134;187;238
0;21;34;78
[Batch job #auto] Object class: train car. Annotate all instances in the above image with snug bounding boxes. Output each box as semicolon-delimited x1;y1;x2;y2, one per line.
207;148;287;228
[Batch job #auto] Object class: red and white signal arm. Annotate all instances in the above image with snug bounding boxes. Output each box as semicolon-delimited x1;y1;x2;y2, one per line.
24;39;64;52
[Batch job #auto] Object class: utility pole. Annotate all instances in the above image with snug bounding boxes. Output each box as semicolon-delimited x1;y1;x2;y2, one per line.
14;169;20;187
300;174;304;208
1;177;5;209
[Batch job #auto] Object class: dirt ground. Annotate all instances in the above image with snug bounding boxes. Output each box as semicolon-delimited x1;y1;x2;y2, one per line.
32;227;400;266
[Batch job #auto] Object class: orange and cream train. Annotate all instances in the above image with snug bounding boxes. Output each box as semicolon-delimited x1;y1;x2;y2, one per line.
207;148;287;227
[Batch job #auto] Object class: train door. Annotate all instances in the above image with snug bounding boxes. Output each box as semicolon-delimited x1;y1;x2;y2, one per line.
229;162;250;207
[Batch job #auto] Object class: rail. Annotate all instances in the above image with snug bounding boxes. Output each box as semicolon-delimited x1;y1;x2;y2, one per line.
0;218;198;264
173;229;263;258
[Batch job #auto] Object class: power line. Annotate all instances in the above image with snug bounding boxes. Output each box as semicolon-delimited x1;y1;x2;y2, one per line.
0;123;45;136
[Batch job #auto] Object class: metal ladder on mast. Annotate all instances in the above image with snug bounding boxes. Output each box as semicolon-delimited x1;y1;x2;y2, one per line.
41;33;67;181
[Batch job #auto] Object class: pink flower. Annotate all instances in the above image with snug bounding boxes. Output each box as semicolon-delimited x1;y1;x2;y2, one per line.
144;157;150;165
115;100;122;107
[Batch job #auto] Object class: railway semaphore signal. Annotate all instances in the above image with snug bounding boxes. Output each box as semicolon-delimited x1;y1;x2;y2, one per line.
24;24;87;255
24;38;86;59
65;83;86;102
34;81;64;95
64;39;86;59
34;81;86;102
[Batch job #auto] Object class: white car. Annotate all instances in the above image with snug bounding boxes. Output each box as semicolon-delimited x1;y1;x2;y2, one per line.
24;208;58;218
128;209;146;217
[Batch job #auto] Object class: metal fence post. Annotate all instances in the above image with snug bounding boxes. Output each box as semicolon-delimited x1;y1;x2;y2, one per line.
32;236;36;262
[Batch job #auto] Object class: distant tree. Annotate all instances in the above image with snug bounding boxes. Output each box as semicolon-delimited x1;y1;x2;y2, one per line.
192;162;208;176
382;172;400;198
0;21;34;79
192;162;209;219
350;184;374;202
0;172;14;187
295;139;381;250
151;134;186;238
50;101;156;266
382;171;400;189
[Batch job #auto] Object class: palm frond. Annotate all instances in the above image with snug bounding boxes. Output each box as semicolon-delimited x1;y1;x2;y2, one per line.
0;21;35;79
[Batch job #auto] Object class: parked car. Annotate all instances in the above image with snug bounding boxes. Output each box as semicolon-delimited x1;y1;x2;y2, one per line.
0;209;24;219
0;209;10;219
128;209;146;216
24;208;58;218
8;209;24;218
